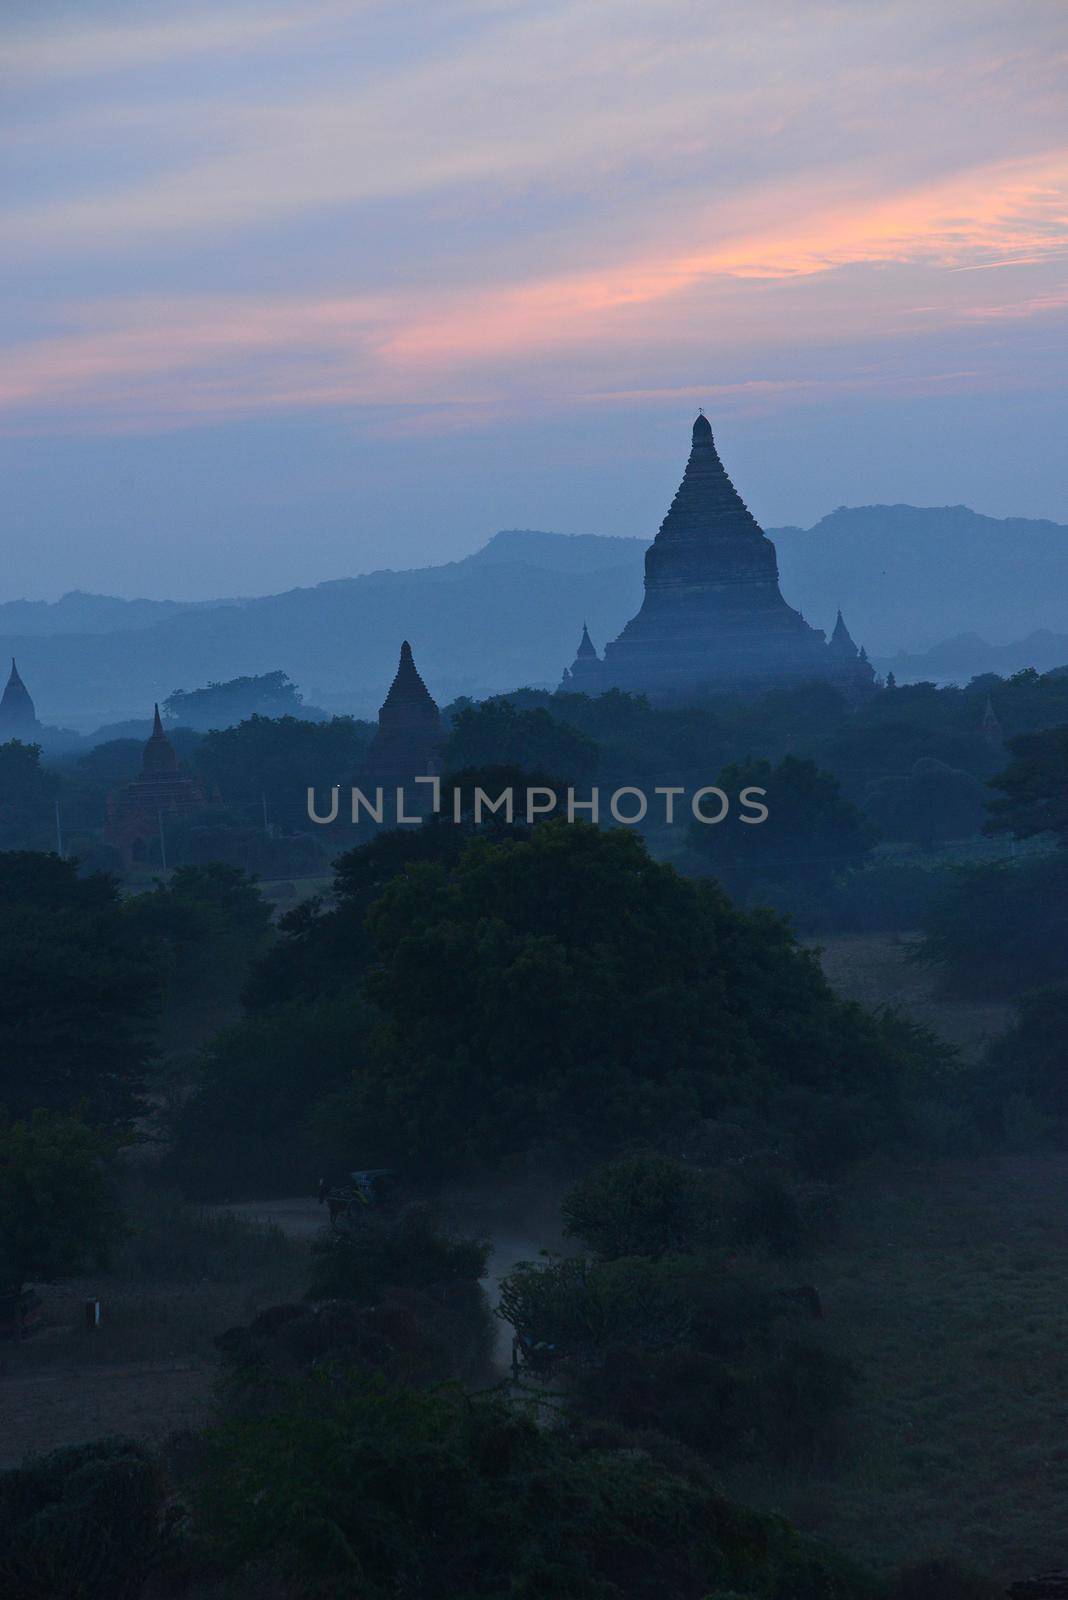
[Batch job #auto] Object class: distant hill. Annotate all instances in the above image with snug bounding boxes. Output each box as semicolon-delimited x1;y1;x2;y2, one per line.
0;590;236;636
2;533;646;731
771;504;1068;655
874;629;1068;686
3;507;1066;730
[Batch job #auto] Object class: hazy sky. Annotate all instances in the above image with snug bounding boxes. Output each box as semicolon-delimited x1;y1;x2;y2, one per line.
2;0;1067;599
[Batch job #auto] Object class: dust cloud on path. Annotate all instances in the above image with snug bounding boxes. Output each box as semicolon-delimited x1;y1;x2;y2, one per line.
215;1192;562;1366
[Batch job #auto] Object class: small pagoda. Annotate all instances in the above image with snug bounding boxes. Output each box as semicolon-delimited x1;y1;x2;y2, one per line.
105;705;205;866
363;641;443;792
560;623;600;691
0;659;41;742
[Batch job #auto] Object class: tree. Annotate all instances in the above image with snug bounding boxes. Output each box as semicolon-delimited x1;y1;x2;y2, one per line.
980;988;1068;1130
195;1371;874;1599
193;712;373;831
0;853;155;1125
915;856;1068;996
687;754;875;896
0;741;59;851
863;758;985;849
0;1111;121;1292
985;726;1068;845
443;699;599;783
164;671;311;730
562;1154;706;1260
328;821;940;1173
122;863;275;1045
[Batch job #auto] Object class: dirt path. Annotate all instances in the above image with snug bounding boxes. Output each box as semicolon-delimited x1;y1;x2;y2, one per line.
0;1356;210;1469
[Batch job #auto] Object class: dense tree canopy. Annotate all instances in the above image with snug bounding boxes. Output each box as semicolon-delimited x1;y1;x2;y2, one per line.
0;852;155;1125
193;712;374;832
985;725;1068;846
687;754;875;896
0;741;59;852
326;820;945;1172
0;1111;121;1291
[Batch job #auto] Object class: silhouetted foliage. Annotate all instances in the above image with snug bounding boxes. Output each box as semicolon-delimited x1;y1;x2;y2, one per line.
335;821;943;1173
0;1111;121;1293
986;725;1068;845
0;1437;163;1600
0;741;59;851
0;852;155;1124
688;755;875;897
915;855;1068;995
195;1372;875;1598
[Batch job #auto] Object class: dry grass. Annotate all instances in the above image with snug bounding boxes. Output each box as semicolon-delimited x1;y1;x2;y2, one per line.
811;931;1012;1060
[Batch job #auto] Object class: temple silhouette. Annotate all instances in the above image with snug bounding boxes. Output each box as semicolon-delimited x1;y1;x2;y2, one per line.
0;659;41;742
105;705;205;865
363;640;443;792
562;414;875;702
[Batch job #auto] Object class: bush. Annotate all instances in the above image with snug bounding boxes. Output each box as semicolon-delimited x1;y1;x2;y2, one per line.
108;1183;296;1284
166;993;376;1199
562;1154;707;1260
976;988;1068;1139
915;854;1068;995
0;1111;121;1293
889;1554;1000;1599
0;1437;163;1600
194;1372;877;1599
307;1204;489;1301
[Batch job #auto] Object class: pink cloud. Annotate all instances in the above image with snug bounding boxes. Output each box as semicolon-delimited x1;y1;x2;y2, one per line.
1;150;1066;435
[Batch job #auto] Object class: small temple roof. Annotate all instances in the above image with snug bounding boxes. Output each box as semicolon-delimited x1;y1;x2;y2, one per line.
576;622;597;659
830;609;859;655
142;703;179;774
0;657;38;726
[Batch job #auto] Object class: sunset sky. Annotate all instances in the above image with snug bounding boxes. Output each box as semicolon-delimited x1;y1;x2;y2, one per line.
3;0;1067;598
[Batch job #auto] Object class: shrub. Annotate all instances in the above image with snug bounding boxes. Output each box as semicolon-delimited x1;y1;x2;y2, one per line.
562;1154;707;1260
889;1554;1000;1599
194;1371;876;1599
915;854;1068;996
0;1437;163;1600
0;1111;121;1293
307;1204;489;1301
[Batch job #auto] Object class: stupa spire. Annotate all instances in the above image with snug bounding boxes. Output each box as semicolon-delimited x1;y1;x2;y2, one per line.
830;610;859;655
0;655;40;739
142;703;178;775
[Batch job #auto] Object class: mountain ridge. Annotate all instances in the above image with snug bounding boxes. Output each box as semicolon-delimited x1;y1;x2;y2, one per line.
3;505;1065;728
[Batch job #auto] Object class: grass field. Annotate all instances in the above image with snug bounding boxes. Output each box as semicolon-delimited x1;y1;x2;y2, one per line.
812;931;1012;1060
726;1151;1068;1583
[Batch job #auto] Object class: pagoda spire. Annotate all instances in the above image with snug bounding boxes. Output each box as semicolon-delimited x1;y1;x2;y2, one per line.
576;622;597;659
829;610;859;656
142;703;178;774
0;655;40;738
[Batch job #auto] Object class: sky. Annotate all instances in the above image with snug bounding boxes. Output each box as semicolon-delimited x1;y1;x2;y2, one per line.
2;0;1067;601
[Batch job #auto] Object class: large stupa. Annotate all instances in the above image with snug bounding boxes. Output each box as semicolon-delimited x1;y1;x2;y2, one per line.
566;415;875;701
